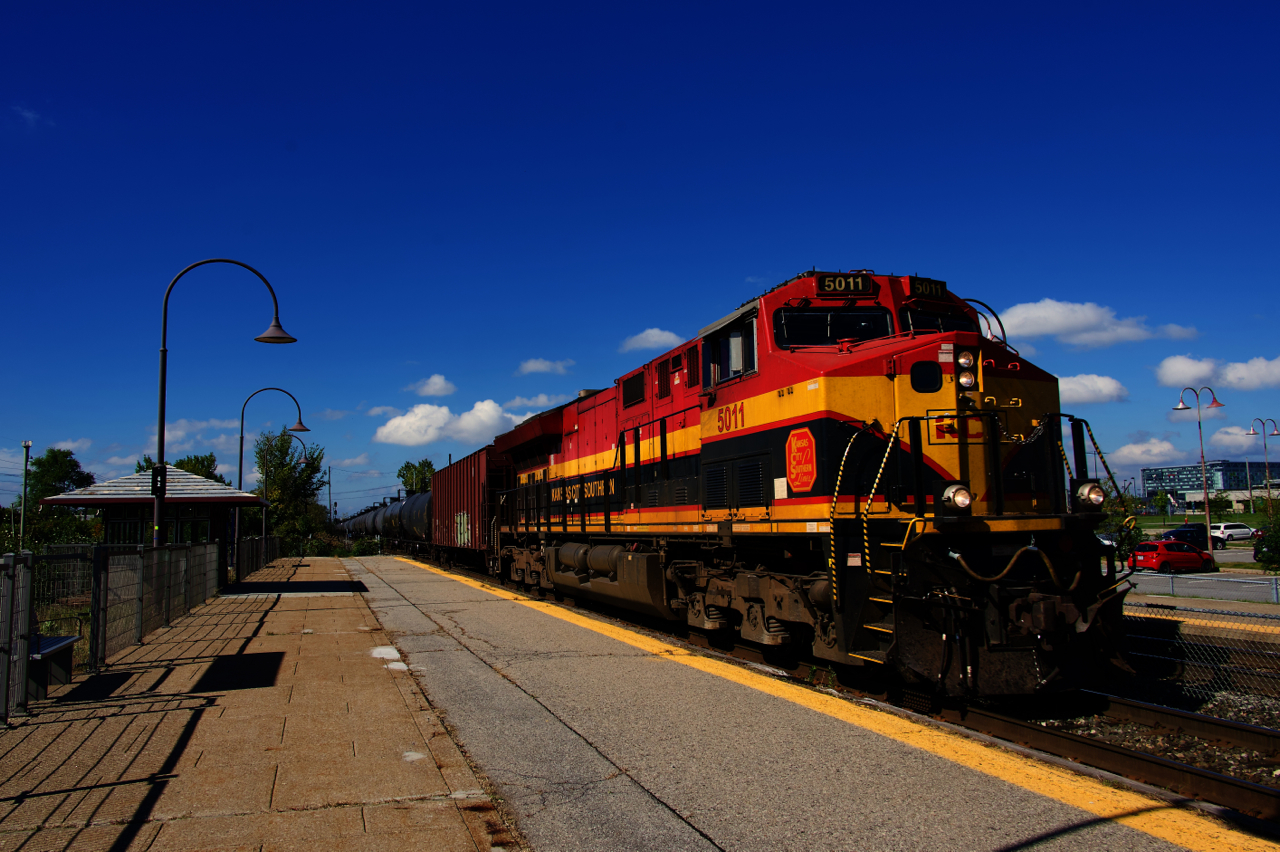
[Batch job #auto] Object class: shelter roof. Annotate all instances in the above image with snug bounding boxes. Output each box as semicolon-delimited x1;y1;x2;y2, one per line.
40;465;267;507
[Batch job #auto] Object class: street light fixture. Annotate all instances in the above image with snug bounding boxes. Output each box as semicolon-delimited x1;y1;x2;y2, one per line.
1173;386;1225;555
235;387;310;560
1246;418;1279;516
154;259;297;549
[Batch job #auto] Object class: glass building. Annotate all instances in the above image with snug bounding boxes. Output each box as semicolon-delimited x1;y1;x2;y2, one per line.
1140;460;1272;499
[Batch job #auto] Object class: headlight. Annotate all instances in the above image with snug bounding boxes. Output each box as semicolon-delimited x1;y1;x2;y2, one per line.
1077;483;1106;506
958;371;976;389
957;351;974;369
943;484;972;509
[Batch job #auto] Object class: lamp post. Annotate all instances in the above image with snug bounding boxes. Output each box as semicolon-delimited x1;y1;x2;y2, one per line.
263;432;311;539
1173;386;1225;555
154;259;296;549
236;388;309;556
1246;418;1279;516
18;441;31;551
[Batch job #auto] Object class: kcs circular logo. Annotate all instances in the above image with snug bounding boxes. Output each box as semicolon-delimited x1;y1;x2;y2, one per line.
786;428;817;493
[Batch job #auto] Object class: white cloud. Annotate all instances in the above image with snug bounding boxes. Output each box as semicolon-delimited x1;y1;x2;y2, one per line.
1157;352;1280;393
334;453;371;467
344;469;384;480
1109;439;1188;467
154;418;238;443
1001;299;1197;348
1209;426;1260;454
215;463;234;478
316;408;350;420
1155;355;1218;388
503;393;572;410
208;433;245;453
105;455;136;466
1057;374;1129;405
53;438;92;452
367;406;404;418
373;400;531;447
1218;355;1280;391
1157;324;1199;341
517;358;574;375
620;328;684;353
405;374;457;397
245;466;260;487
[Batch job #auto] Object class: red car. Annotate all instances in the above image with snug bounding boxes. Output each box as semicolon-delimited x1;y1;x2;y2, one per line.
1129;541;1215;574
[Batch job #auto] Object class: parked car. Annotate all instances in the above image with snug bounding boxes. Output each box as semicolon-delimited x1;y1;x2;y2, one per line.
1160;527;1226;550
1129;541;1216;574
1210;522;1256;541
1257;538;1274;563
1254;526;1270;540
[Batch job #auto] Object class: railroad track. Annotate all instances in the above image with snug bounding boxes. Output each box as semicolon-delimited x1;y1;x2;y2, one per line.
385;553;1280;830
938;694;1280;823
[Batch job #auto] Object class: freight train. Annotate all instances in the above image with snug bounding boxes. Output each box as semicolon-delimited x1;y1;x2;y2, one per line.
344;270;1132;697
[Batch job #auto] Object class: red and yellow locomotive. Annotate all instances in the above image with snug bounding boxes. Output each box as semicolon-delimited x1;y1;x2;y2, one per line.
370;270;1130;697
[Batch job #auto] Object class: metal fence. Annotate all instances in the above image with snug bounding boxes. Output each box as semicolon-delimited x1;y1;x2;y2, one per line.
1129;571;1280;604
235;536;280;582
0;541;238;721
1124;601;1280;700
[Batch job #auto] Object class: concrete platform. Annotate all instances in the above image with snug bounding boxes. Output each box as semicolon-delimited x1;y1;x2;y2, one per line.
351;556;1276;852
0;558;512;852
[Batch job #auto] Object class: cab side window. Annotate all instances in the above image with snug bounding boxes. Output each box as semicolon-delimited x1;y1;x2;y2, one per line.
702;316;757;387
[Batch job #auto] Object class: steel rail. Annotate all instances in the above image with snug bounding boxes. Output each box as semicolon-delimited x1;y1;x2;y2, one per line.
937;703;1280;822
1083;691;1280;754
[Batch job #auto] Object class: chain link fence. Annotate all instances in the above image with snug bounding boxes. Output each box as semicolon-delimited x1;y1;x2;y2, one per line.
0;539;271;721
1124;601;1280;700
1129;571;1280;604
234;536;280;582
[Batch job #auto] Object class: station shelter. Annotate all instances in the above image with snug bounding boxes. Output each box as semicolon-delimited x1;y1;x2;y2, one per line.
40;465;267;553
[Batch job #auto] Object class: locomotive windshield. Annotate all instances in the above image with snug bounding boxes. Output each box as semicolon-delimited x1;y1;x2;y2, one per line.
772;307;893;349
903;308;979;334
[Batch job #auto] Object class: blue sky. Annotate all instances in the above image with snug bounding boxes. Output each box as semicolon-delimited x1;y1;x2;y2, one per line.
4;2;1278;511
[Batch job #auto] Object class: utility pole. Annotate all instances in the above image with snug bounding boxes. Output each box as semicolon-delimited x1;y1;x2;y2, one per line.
1247;457;1254;514
328;466;332;523
19;441;31;551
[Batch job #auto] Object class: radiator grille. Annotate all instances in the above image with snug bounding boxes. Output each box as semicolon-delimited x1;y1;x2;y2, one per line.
738;461;764;506
704;466;728;509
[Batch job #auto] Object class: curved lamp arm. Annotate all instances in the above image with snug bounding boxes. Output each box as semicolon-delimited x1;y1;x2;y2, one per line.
161;258;296;350
155;258;296;549
238;387;310;492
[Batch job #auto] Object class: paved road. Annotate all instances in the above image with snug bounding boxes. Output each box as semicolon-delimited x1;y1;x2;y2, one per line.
339;556;1235;852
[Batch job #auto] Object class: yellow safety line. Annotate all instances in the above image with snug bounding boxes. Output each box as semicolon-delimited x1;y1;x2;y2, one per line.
1128;610;1280;635
392;557;1276;852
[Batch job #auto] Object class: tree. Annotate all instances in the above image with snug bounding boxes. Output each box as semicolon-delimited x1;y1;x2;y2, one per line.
254;427;327;556
136;452;231;485
1151;491;1170;517
397;458;436;494
1;448;99;552
27;448;95;503
1208;489;1233;517
1097;479;1144;564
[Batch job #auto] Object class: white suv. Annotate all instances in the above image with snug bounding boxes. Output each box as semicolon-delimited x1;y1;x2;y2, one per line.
1210;522;1255;541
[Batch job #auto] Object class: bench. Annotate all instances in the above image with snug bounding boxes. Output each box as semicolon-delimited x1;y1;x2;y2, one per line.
28;635;79;701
